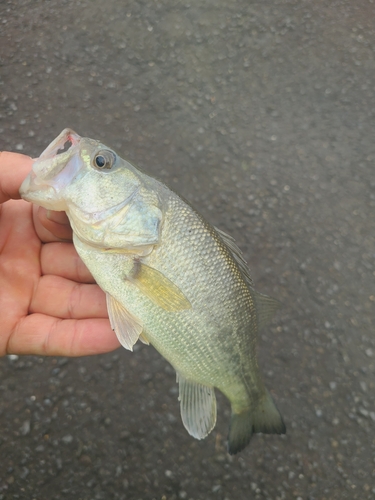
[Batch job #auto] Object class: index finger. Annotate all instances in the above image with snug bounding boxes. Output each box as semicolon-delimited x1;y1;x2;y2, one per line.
41;242;95;283
0;152;33;203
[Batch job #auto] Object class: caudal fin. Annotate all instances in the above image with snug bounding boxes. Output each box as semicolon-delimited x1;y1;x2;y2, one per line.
228;390;286;455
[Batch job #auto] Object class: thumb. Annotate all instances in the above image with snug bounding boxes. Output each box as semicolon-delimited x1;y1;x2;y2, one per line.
0;152;33;203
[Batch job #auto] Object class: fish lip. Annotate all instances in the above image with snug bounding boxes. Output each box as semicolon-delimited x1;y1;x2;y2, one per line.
30;129;83;184
19;171;59;204
39;128;81;160
20;129;82;204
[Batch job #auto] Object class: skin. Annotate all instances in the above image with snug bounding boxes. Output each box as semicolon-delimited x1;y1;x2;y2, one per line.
0;151;120;357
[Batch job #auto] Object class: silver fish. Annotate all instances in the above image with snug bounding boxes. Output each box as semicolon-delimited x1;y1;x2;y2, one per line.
20;129;285;454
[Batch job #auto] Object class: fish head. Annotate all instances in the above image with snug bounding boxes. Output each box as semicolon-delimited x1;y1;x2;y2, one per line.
20;129;162;252
20;128;141;214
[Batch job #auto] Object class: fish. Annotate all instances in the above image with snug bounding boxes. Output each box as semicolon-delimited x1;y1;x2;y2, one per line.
20;128;286;454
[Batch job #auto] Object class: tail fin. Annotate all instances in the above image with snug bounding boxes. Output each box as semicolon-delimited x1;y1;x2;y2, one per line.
228;390;286;455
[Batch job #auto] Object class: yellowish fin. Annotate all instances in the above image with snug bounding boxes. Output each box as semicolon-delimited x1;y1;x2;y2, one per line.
139;332;150;345
129;262;191;312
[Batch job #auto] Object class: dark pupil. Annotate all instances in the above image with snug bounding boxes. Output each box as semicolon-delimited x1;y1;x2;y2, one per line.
95;155;106;168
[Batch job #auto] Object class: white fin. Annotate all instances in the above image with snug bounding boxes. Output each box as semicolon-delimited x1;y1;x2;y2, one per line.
214;226;253;285
176;373;217;440
106;293;143;351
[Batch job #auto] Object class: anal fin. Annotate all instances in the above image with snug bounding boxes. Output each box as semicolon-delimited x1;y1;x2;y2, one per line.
176;372;217;440
106;293;143;351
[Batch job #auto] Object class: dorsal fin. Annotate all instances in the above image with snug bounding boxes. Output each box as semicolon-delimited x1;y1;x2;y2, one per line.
214;226;253;285
250;289;281;330
215;227;280;330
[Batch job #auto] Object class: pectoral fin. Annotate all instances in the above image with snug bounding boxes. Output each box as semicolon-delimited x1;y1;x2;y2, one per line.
176;373;217;440
106;293;143;351
129;263;191;312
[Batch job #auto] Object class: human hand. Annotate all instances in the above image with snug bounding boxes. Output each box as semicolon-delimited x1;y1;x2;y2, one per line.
0;151;120;356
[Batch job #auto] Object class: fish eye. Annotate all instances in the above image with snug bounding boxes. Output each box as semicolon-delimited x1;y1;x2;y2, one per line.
95;155;106;168
93;150;116;170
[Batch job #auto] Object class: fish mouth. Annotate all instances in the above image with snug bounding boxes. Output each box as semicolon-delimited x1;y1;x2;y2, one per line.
20;129;83;208
39;128;81;161
29;128;83;184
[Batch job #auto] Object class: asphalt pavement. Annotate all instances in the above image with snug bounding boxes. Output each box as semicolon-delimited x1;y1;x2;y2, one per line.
0;1;374;499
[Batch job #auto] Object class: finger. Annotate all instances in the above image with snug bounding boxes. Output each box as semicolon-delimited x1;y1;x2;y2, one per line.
33;205;73;242
45;210;70;225
30;275;107;318
7;315;120;356
0;152;33;203
41;242;95;283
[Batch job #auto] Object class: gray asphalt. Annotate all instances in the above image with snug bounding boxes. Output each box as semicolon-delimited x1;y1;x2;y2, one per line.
1;1;374;499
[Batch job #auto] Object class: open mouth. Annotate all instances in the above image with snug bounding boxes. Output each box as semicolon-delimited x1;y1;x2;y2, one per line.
27;129;83;183
39;128;81;161
20;129;84;208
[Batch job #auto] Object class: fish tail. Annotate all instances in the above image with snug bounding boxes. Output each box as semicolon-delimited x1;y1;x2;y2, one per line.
228;390;286;455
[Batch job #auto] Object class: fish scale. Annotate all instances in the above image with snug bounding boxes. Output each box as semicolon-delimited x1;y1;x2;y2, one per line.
20;129;286;454
144;197;250;374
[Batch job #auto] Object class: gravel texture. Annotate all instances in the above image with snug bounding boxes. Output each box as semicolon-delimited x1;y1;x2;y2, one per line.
1;0;375;498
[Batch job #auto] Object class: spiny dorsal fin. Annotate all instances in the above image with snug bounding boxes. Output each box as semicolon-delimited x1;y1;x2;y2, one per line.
215;227;280;329
214;226;253;285
176;372;217;440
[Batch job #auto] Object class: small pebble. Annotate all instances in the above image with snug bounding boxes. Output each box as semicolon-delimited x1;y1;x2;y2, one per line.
62;435;73;444
20;420;30;436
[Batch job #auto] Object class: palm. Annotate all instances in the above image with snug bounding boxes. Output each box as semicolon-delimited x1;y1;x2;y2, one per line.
0;152;119;357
